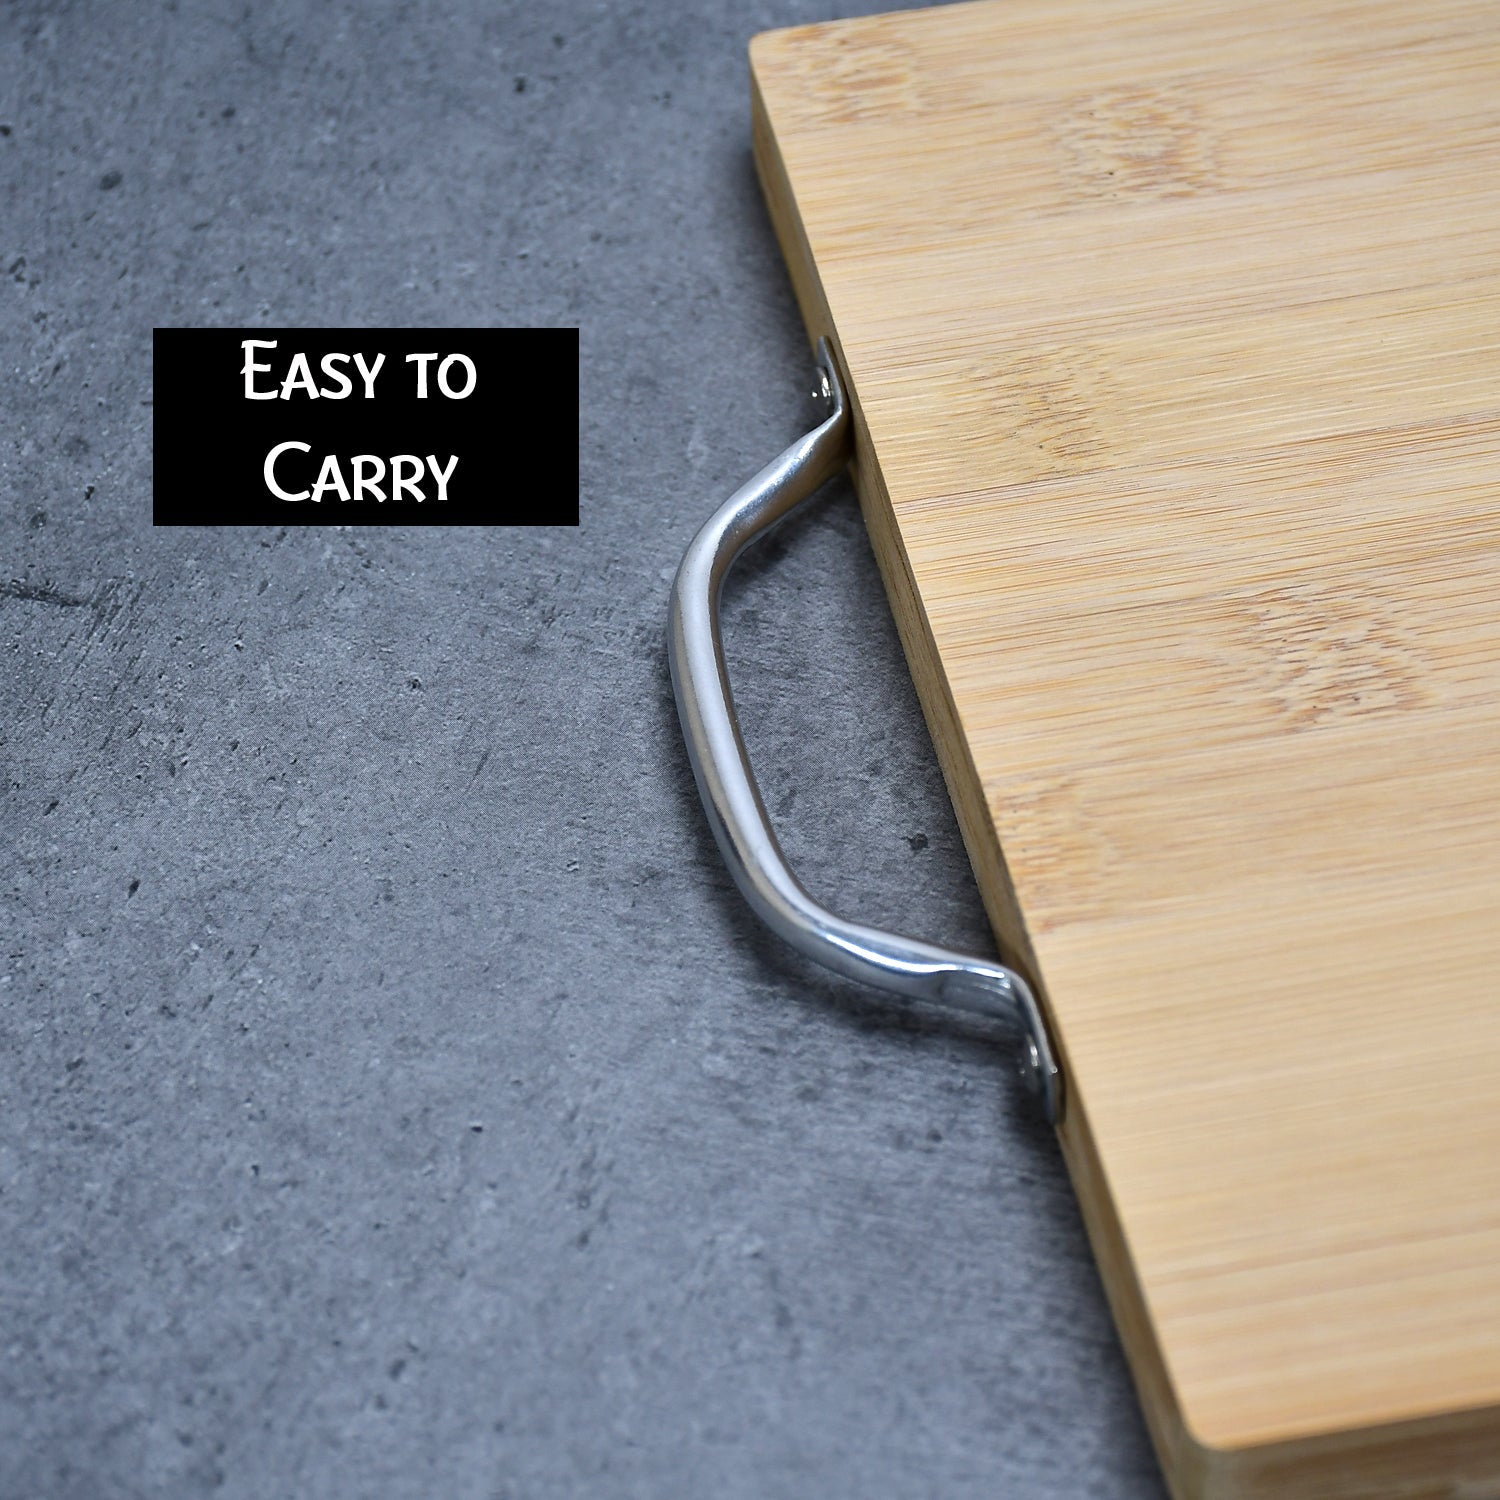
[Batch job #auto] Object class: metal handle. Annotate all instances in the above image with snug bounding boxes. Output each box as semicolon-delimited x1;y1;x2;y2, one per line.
667;340;1063;1123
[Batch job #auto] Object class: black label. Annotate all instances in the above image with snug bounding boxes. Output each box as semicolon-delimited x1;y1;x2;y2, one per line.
153;328;578;526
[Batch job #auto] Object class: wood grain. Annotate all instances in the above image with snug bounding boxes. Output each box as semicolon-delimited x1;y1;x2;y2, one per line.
751;2;1500;1496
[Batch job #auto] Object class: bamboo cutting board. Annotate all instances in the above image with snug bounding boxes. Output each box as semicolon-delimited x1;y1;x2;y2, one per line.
750;3;1500;1496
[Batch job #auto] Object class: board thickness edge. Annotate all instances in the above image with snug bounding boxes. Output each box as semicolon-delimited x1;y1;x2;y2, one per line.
750;41;1207;1500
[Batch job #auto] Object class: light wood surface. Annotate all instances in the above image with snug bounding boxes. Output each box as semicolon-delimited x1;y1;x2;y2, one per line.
750;3;1500;1495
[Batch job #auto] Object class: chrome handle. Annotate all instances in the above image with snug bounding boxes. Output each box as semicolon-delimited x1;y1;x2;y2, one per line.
667;341;1063;1123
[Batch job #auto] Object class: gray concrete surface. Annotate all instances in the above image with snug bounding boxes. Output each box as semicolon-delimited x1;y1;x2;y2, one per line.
1;4;1167;1496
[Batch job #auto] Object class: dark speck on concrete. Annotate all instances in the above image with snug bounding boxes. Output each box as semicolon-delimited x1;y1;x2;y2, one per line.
0;124;12;136
513;75;526;93
98;168;122;190
28;509;47;529
128;878;140;896
907;832;929;851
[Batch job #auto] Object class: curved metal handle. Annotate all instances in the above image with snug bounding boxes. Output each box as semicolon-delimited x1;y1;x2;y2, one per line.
667;340;1063;1122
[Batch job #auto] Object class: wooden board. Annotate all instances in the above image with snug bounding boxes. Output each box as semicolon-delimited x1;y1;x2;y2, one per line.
749;3;1500;1496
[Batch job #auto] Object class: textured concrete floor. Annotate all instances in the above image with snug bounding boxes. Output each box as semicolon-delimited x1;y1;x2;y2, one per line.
2;4;1167;1496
